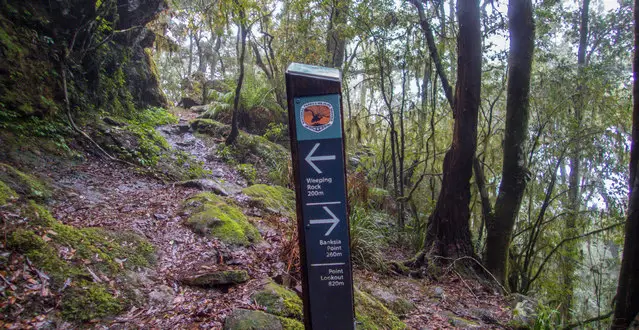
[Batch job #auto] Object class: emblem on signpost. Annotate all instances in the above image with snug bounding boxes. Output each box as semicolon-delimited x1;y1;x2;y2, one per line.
301;101;334;133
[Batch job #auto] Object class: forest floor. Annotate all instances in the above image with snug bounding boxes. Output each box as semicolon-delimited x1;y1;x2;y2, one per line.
3;108;515;329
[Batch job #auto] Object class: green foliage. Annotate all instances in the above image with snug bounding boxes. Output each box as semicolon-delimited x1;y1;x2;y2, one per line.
236;163;257;184
531;303;561;330
349;206;388;271
200;73;285;135
0;179;18;205
263;123;287;144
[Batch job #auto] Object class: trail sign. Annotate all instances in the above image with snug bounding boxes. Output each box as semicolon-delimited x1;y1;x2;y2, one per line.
286;63;355;330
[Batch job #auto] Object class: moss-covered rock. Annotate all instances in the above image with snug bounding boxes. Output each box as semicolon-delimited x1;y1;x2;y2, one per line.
0;179;18;205
184;192;260;246
0;163;51;200
181;270;249;288
251;281;303;320
277;316;304;330
93;108;206;180
61;281;124;322
223;309;284;330
354;289;407;330
365;286;415;317
5;201;156;322
242;184;295;216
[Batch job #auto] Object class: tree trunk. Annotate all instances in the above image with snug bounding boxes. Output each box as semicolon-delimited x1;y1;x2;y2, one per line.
326;0;347;68
209;35;222;78
561;0;589;322
612;1;639;327
485;0;535;287
423;0;481;259
226;6;247;145
187;33;193;77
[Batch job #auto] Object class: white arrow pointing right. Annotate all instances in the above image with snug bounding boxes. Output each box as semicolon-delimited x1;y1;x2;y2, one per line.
305;143;336;174
309;206;340;236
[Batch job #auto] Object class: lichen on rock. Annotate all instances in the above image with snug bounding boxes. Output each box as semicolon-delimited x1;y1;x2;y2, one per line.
242;184;295;216
183;192;260;246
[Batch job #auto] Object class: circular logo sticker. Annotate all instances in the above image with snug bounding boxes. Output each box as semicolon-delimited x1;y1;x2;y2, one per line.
301;101;334;133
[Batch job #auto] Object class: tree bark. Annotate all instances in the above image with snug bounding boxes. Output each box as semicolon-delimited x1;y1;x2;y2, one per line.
226;4;247;145
612;0;639;327
485;0;535;287
326;0;347;68
423;0;481;259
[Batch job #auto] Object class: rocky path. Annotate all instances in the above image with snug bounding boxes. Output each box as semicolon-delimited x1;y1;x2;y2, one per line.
49;116;293;328
45;110;513;329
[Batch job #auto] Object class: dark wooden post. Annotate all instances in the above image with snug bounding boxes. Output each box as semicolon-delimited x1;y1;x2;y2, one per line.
286;63;355;329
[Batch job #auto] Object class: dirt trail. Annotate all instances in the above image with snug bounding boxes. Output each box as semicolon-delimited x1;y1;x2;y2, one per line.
46;111;511;329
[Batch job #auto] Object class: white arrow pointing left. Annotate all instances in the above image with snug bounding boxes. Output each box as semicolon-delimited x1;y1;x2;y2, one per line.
309;206;340;236
305;143;336;174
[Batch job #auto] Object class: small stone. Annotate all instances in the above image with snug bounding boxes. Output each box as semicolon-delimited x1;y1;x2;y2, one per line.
178;179;229;196
181;270;249;288
149;285;174;306
154;213;168;220
433;286;445;299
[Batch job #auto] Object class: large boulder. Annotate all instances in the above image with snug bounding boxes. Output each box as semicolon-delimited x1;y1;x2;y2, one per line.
250;281;303;320
182;192;260;246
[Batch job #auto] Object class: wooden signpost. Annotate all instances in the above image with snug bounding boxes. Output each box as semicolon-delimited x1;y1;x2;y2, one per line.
285;63;355;329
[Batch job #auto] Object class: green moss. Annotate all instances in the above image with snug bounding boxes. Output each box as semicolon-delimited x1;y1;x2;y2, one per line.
236;163;257;184
0;179;17;205
48;221;155;273
355;289;407;330
242;184;295;215
224;309;283;330
10;202;155;278
184;192;260;246
7;228;84;282
0;163;51;200
251;282;303;320
61;281;123;321
6;200;156;321
277;316;304;330
7;228;46;251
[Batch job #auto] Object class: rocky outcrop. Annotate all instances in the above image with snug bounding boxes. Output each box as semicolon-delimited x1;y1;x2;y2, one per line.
0;0;167;120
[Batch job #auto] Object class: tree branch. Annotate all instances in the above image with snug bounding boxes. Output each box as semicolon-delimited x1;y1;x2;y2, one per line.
562;310;613;330
408;0;454;109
